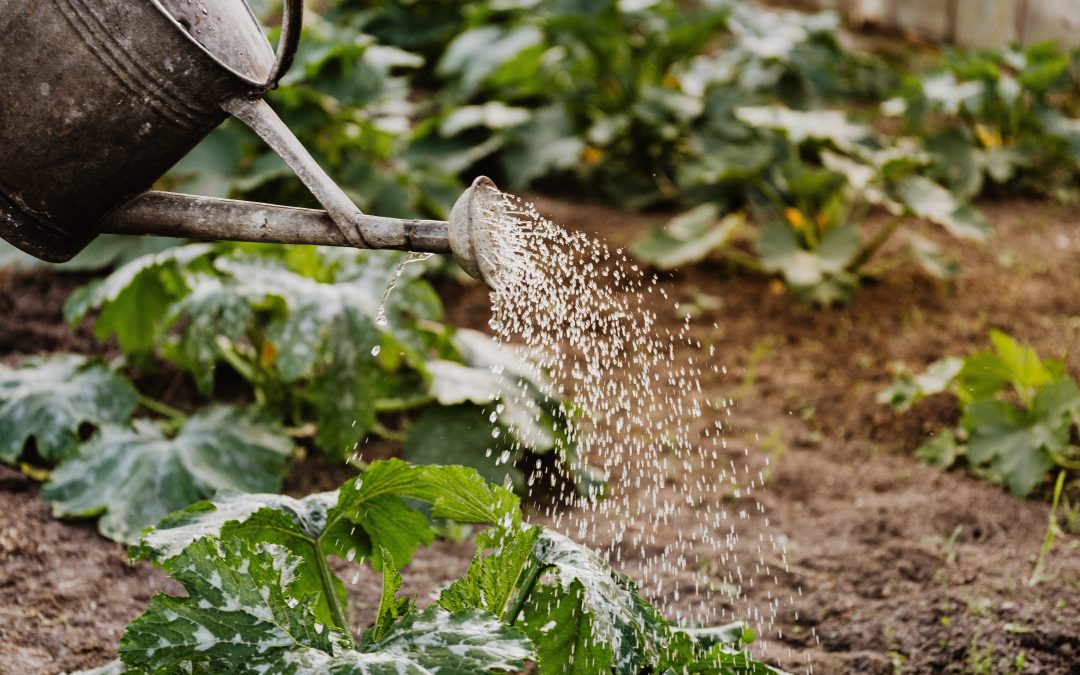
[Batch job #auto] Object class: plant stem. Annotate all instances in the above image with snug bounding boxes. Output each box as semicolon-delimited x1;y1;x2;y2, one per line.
720;247;766;274
375;395;434;414
138;395;187;423
1028;470;1067;586
372;422;408;443
215;336;266;406
848;215;904;273
346;456;371;473
314;538;351;633
505;563;547;625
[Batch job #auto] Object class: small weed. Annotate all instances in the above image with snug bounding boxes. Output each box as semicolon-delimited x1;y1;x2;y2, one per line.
885;649;906;674
1029;470;1067;586
731;337;781;402
759;425;789;486
964;634;995;675
945;525;964;566
964;596;994;618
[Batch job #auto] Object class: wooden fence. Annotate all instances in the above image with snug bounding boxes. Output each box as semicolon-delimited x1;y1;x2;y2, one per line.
797;0;1080;49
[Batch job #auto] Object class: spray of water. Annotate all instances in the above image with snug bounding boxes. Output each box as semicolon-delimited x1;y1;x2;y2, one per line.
476;190;803;665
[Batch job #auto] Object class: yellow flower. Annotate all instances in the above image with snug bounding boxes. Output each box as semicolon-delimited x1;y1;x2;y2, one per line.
784;207;806;231
975;123;1002;149
582;146;603;165
260;341;277;368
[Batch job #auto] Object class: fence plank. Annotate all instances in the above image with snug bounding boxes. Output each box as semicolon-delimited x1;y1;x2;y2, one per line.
1023;0;1080;47
955;0;1022;47
896;0;954;41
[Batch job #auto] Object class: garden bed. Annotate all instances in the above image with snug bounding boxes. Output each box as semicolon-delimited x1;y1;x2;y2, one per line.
2;195;1079;673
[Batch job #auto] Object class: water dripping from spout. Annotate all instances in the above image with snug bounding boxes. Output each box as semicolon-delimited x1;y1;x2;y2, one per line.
375;251;434;328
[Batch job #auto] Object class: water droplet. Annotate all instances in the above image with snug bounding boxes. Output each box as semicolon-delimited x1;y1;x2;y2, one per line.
371;345;381;357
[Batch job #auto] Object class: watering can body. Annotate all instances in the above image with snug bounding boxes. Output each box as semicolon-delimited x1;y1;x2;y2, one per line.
0;0;289;261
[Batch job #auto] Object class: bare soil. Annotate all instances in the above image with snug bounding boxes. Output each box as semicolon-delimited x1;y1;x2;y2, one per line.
2;197;1079;674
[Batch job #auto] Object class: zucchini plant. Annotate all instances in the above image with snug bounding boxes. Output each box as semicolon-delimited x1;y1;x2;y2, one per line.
79;460;784;674
885;42;1080;201
880;330;1080;497
632;106;986;305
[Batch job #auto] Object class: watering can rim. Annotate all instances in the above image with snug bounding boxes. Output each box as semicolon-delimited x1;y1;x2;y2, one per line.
147;0;294;91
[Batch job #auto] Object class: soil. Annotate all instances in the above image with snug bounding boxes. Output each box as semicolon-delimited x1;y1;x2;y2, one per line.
2;197;1080;674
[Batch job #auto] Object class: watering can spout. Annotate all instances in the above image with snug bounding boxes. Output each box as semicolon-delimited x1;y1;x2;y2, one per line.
101;175;506;286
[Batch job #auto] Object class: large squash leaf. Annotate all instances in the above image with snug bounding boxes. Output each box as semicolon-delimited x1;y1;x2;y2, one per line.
631;207;744;271
132;459;520;629
962;380;1080;497
42;406;292;543
528;529;670;673
64;245;215;360
0;355;138;465
114;538;532;674
438;524;783;674
119;538;350;671
756;220;860;305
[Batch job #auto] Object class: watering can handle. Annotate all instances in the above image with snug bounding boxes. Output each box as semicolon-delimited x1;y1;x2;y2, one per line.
265;0;304;90
216;0;377;251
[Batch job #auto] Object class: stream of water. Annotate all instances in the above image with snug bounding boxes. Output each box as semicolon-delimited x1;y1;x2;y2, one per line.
474;190;805;664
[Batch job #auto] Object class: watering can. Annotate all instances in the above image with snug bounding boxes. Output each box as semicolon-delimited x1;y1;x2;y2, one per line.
0;0;502;285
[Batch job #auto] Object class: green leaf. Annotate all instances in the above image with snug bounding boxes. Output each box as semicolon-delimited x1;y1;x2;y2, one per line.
136;490;350;630
64;244;214;360
915;429;962;469
519;581;615;674
120;537;533;674
133;460;520;626
157;251;447;459
438;25;544;97
440;102;533;136
501;106;586;189
878;357;963;412
352;607;534;673
448;329;567;454
42;406;292;543
424;332;597;496
757;221;860;305
365;548;415;645
734;106;870;150
529;529;669;672
919;72;984;115
961;383;1078;496
895;176;989;241
119;538;351;671
404;404;523;490
226;254;444;458
955;330;1062;404
672;622;756;650
161;276;255;395
631;208;744;270
439;525;544;619
0;356;138;465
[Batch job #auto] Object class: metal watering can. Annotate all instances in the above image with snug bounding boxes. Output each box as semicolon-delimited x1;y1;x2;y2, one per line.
0;0;502;285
